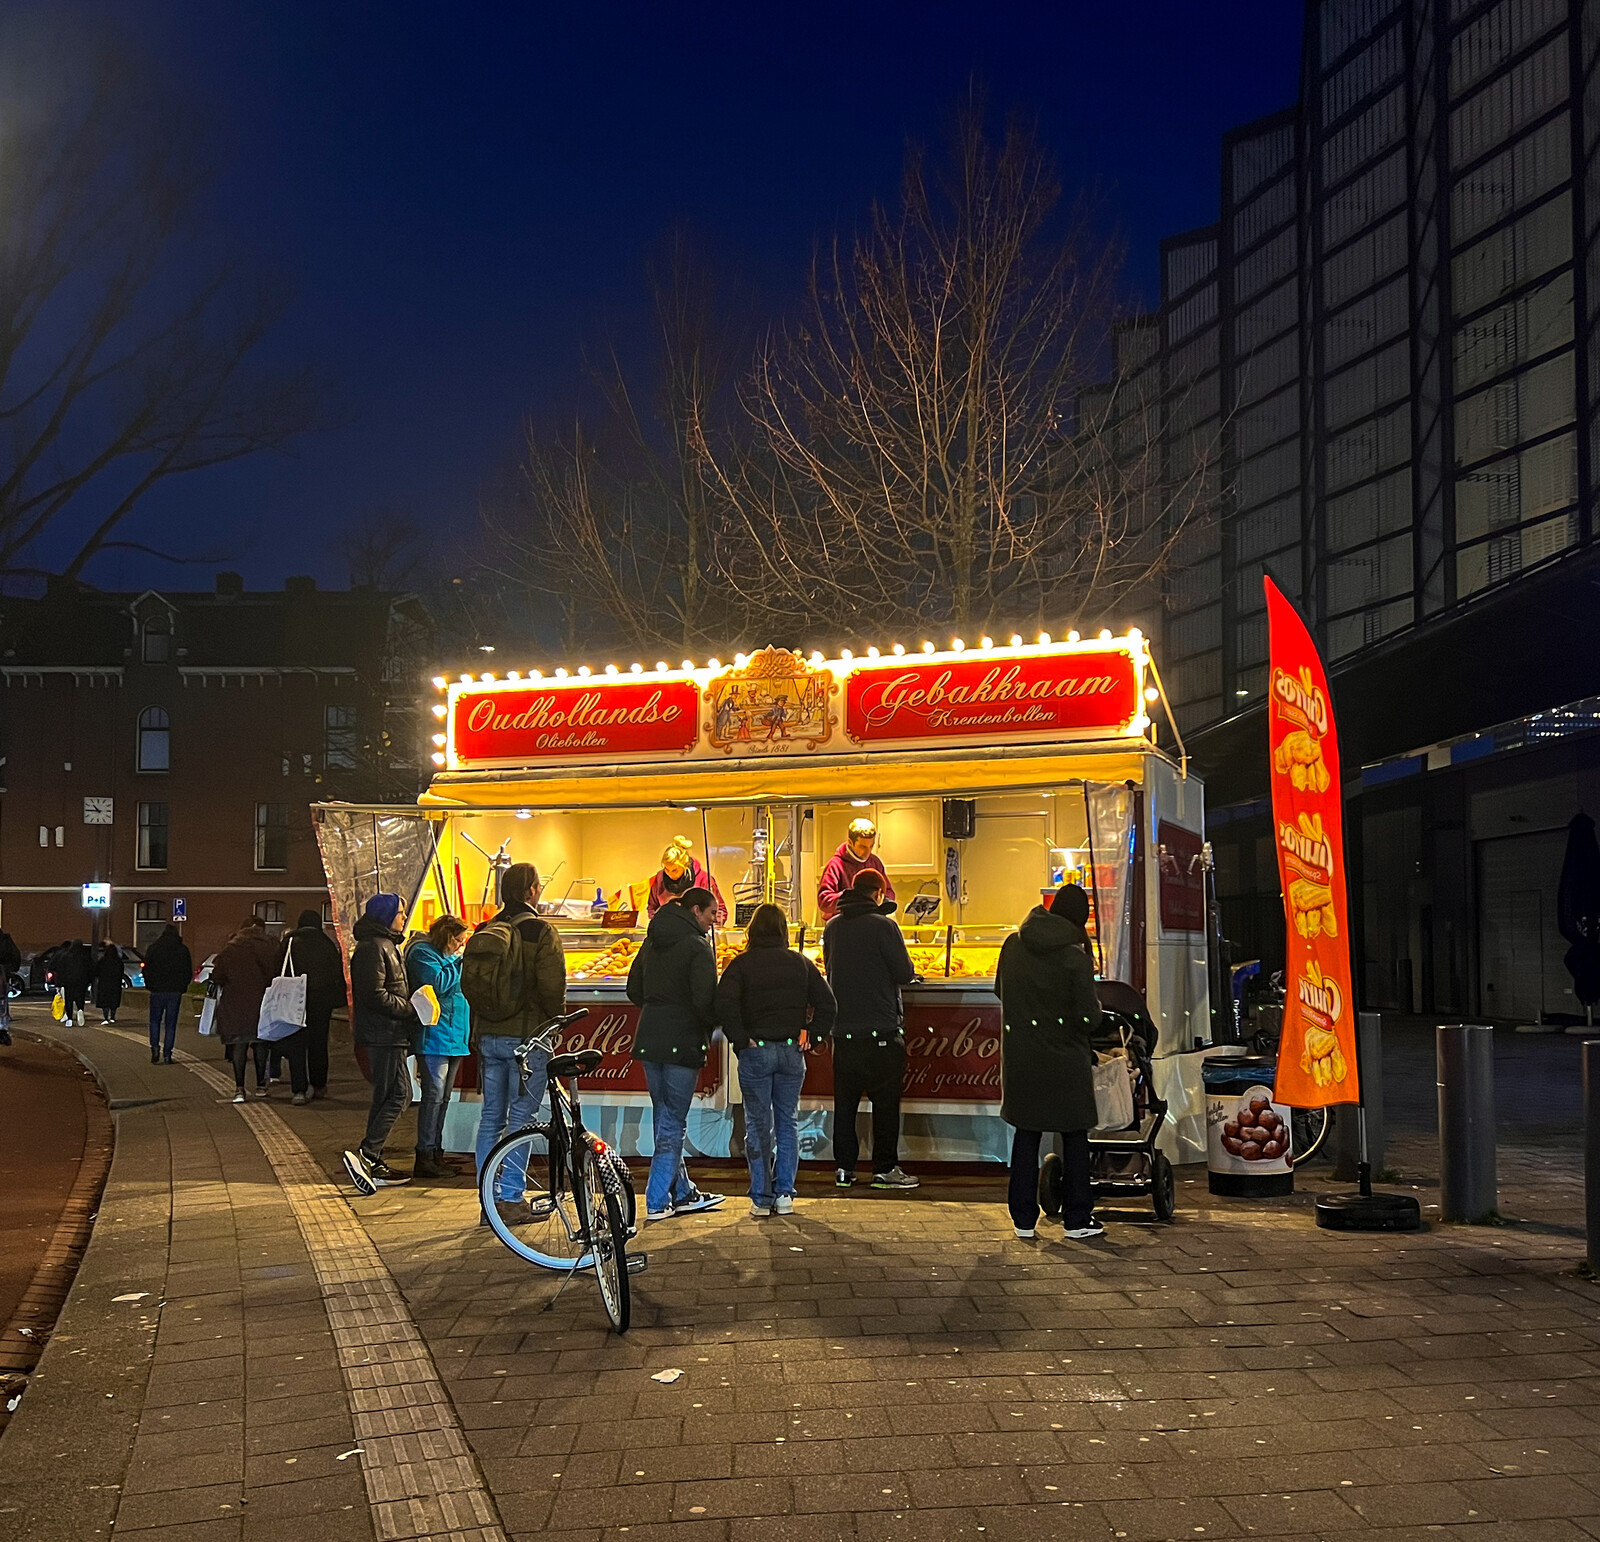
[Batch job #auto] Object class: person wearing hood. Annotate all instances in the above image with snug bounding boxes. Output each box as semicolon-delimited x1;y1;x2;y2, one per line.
142;923;193;1064
93;939;131;1024
57;940;92;1027
823;869;918;1190
276;908;347;1100
817;818;896;920
626;887;726;1220
716;903;837;1217
647;836;728;926
342;893;419;1195
405;914;471;1181
996;884;1104;1240
212;918;280;1102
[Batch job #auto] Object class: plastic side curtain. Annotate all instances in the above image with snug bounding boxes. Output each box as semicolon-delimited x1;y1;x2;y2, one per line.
1264;579;1360;1108
1085;781;1135;984
312;807;440;985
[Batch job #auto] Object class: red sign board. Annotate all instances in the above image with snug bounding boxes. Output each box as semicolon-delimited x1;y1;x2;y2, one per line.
843;649;1140;747
1157;820;1205;933
450;679;699;765
556;1001;721;1096
793;1000;1002;1103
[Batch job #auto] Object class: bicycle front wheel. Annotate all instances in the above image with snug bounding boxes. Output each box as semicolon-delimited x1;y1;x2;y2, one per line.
1290;1105;1330;1166
581;1145;631;1333
480;1126;593;1270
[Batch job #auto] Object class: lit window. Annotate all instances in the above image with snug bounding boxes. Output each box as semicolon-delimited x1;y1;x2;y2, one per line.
255;804;290;871
137;707;170;772
253;899;286;936
136;802;169;870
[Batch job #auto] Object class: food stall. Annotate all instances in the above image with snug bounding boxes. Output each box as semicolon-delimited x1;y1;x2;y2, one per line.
314;633;1213;1164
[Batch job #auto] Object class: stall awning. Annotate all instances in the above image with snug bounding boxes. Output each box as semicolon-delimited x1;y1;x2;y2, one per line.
417;739;1168;810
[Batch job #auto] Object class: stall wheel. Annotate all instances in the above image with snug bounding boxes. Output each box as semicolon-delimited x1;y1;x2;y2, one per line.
1037;1151;1063;1219
1151;1151;1176;1223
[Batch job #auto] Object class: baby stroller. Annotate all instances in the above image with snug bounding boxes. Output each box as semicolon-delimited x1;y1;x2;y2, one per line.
1038;981;1175;1223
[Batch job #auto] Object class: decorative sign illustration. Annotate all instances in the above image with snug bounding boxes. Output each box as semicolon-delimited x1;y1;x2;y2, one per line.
706;647;834;754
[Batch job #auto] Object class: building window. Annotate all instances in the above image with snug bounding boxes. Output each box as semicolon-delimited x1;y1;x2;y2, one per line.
137;802;169;870
324;705;358;770
137;707;170;772
134;900;166;952
253;899;286;936
141;622;171;663
255;803;290;871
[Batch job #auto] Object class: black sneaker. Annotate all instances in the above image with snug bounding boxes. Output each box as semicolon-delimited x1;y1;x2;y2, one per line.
672;1190;724;1215
342;1149;376;1196
1064;1219;1106;1240
835;1168;854;1188
150;1048;160;1064
368;1160;411;1187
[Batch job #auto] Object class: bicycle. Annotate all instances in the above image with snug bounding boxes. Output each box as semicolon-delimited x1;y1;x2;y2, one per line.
478;1008;643;1333
1247;996;1331;1167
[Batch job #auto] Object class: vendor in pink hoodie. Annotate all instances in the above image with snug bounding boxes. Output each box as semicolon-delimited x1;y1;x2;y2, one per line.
817;818;896;919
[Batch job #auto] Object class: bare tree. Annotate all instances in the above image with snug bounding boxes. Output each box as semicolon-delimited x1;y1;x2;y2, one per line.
0;28;314;584
342;510;426;591
728;100;1210;643
484;233;760;658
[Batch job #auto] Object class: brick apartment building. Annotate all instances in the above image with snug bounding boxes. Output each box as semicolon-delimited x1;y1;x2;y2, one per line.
0;574;428;966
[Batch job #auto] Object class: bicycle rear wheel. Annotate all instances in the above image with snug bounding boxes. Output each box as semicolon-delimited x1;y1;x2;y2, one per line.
581;1145;631;1333
1290;1106;1330;1166
480;1126;593;1270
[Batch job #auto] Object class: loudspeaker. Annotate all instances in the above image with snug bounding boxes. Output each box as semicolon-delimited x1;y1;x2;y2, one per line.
941;799;976;840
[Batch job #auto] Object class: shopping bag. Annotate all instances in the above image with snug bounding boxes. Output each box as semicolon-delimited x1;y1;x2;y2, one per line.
197;989;218;1037
411;984;441;1027
258;940;307;1043
1092;1052;1135;1130
51;989;66;1022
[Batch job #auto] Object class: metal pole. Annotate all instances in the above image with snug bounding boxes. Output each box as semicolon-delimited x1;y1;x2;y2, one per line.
1334;1012;1385;1182
1586;1040;1600;1273
1436;1023;1497;1223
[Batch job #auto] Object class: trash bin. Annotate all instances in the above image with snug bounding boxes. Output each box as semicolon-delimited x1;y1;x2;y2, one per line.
1203;1054;1294;1197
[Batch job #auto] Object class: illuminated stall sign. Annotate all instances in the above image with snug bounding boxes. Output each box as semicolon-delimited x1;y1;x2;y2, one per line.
843;646;1142;747
450;677;700;766
798;1001;1003;1104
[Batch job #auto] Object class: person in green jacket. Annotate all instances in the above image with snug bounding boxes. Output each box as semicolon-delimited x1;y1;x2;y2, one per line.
627;887;726;1220
996;884;1104;1241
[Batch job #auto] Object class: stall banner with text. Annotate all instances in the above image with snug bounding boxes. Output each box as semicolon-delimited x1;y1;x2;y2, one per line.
1265;578;1360;1109
843;647;1141;747
793;1000;1002;1103
450;678;700;765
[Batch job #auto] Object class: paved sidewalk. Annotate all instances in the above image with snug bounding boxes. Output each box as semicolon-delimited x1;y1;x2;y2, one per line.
3;1005;1600;1542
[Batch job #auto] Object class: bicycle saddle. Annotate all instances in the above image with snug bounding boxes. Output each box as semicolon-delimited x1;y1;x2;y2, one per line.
548;1048;604;1078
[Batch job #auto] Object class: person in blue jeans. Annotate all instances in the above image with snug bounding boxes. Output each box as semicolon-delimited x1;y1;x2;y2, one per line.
716;904;837;1217
626;887;726;1220
405;914;472;1181
140;923;193;1065
469;864;565;1220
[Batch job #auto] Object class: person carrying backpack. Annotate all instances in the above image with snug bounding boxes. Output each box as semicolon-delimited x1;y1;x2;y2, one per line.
461;862;566;1224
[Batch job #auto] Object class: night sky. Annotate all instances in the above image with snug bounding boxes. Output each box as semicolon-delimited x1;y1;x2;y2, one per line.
34;2;1303;592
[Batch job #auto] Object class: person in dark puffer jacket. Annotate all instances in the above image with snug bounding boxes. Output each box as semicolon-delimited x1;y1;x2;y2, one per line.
142;923;193;1065
342;894;420;1195
627;888;725;1220
717;903;837;1218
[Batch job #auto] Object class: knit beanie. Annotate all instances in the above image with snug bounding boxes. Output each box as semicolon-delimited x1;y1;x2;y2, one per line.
364;892;402;929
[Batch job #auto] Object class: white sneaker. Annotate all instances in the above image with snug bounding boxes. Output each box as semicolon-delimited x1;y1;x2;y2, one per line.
645;1207;675;1222
749;1202;772;1218
1013;1226;1036;1239
1065;1220;1106;1240
774;1195;795;1215
871;1167;919;1190
342;1149;377;1197
673;1191;725;1215
232;1092;246;1105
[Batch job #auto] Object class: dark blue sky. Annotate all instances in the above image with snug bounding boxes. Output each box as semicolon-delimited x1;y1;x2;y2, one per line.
73;1;1303;591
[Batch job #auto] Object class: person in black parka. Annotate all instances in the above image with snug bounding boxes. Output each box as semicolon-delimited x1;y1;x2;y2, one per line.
57;940;92;1026
142;923;193;1064
996;884;1104;1240
93;940;131;1024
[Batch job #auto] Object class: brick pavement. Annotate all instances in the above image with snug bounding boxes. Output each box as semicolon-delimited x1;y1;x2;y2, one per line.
3;1004;1600;1542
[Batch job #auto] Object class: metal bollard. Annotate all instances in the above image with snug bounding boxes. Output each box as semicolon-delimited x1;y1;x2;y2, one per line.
1333;1012;1385;1182
1586;1041;1600;1272
1436;1024;1497;1222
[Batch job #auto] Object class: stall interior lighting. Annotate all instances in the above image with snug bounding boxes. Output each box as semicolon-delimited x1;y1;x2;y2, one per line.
850;800;871;807
516;808;533;819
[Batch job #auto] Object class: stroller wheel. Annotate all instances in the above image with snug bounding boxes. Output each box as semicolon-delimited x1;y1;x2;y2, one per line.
1037;1152;1063;1219
1151;1151;1176;1223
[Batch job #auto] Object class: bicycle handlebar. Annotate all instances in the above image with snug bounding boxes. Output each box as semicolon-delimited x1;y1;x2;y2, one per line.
515;1008;590;1061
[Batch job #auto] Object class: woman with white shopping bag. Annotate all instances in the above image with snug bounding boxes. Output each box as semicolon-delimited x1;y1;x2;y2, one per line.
211;917;280;1103
995;884;1104;1242
258;933;313;1104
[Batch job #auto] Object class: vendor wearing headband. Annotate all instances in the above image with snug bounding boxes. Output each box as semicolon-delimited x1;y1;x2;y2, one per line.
648;836;728;927
817;817;895;920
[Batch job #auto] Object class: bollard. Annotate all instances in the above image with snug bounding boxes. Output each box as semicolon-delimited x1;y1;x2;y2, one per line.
1333;1012;1385;1182
1586;1041;1600;1273
1437;1023;1497;1222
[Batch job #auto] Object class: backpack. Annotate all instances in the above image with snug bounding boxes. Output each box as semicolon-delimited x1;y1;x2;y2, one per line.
461;914;543;1024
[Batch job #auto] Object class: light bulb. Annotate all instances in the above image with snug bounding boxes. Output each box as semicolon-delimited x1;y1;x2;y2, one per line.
516;809;532;820
431;703;446;719
577;665;591;677
735;653;747;667
683;660;694;671
707;657;721;669
892;643;905;656
1067;630;1080;643
430;752;445;766
867;646;880;658
850;800;871;808
600;664;615;676
507;670;521;681
458;673;471;684
1037;632;1052;646
430;676;446;690
1144;687;1160;702
980;636;993;649
809;651;823;665
530;669;543;680
431;733;446;747
1098;629;1112;641
1009;634;1022;647
1128;627;1143;640
952;638;965;651
482;672;496;682
922;641;935;653
555;667;569;679
631;662;643;674
657;661;670;672
840;648;853;662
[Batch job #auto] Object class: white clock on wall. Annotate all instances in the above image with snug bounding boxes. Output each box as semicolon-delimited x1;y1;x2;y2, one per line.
83;797;114;825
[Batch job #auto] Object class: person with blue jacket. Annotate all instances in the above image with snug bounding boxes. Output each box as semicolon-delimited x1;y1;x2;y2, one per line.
405;914;471;1181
